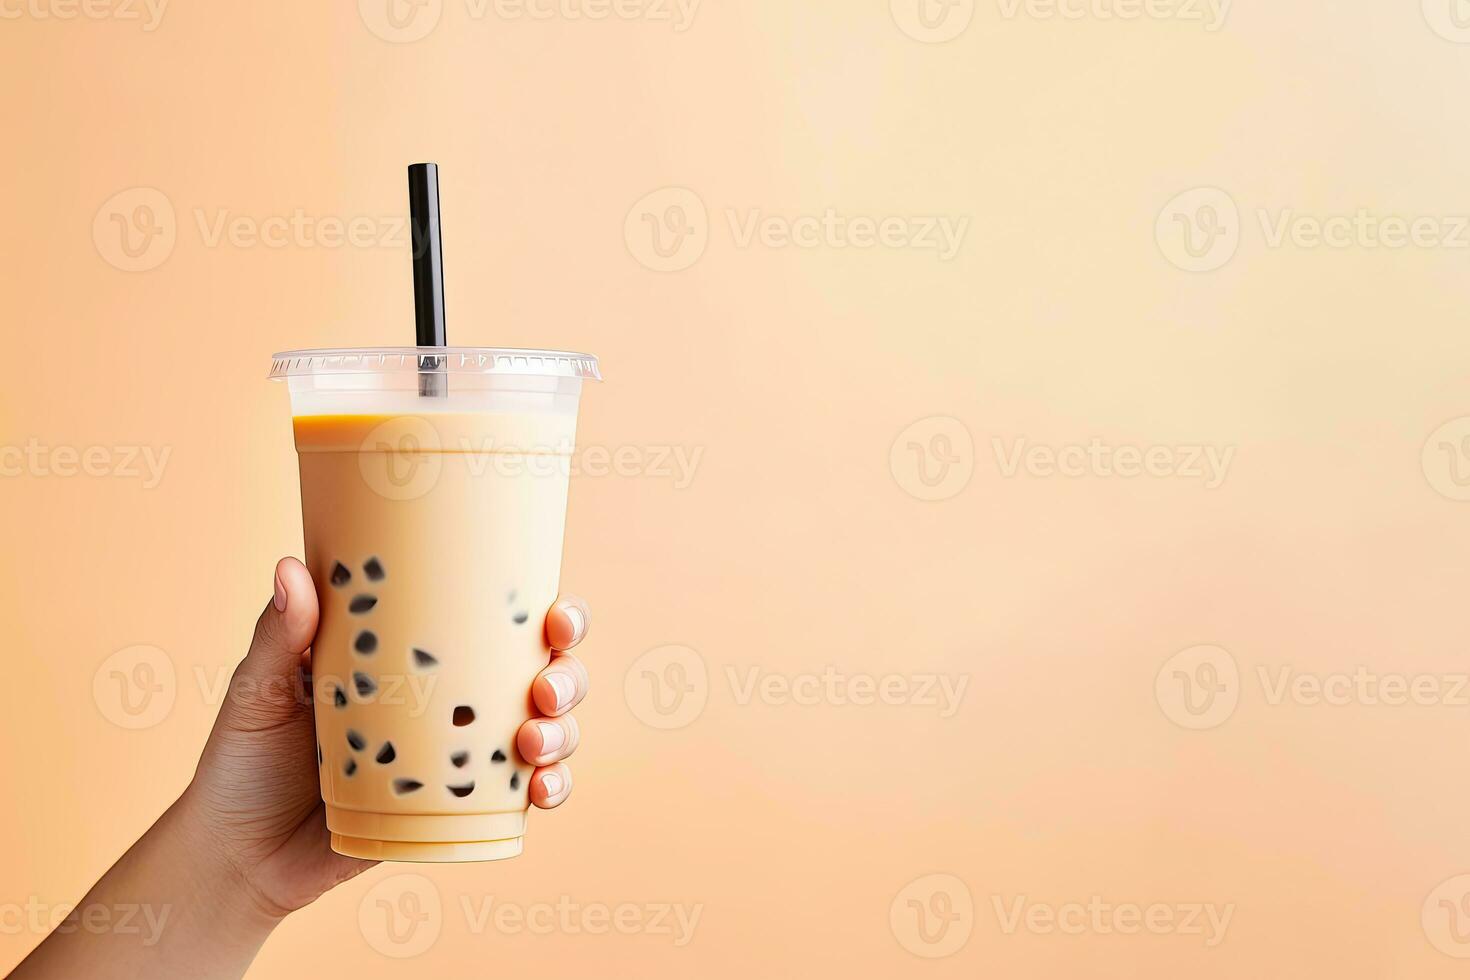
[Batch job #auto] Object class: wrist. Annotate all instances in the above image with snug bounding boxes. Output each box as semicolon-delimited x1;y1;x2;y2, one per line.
166;787;292;934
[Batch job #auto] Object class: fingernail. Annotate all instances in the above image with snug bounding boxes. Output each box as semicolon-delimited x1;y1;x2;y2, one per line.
547;672;576;712
540;771;564;798
536;721;565;756
273;574;287;612
564;605;585;642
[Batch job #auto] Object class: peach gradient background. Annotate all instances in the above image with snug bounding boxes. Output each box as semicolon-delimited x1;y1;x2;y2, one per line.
6;2;1470;977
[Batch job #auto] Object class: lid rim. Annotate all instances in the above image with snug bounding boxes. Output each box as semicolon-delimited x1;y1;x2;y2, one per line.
268;347;602;382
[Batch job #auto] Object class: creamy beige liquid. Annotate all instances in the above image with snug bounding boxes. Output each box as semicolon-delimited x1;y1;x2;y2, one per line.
294;412;573;861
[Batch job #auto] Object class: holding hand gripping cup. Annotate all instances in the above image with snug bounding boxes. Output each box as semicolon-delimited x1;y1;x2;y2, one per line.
270;348;600;861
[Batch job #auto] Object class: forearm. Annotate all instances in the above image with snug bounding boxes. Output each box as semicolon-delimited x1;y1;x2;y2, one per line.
9;791;283;980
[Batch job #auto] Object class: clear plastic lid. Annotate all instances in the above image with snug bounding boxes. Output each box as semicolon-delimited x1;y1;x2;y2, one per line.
269;347;602;382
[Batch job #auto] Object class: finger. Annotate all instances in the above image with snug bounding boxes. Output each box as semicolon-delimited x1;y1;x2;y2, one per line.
529;763;573;809
545;595;589;651
516;714;580;767
244;557;319;677
532;652;588;717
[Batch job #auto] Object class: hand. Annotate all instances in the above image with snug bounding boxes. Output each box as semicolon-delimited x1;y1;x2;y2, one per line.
182;557;592;919
13;559;591;980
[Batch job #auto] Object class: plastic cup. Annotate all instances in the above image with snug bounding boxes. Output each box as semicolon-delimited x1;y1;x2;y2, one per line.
269;347;600;862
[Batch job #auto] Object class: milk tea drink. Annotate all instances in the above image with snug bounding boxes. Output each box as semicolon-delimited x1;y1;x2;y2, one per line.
271;348;600;862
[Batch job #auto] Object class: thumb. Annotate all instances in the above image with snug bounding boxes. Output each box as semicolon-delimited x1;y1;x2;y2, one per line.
240;557;320;685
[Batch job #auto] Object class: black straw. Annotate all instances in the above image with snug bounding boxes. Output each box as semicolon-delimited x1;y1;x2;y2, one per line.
409;163;446;396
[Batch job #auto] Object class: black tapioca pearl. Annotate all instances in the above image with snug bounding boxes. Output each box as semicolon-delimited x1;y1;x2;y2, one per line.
333;686;347;708
353;673;377;697
355;630;378;654
490;749;507;763
330;562;351;587
512;610;529;625
349;595;378;614
393;779;423;795
346;729;365;751
448;782;475;798
451;751;469;768
509;772;520;790
507;589;517;603
412;648;438;668
364;557;385;581
344;759;357;777
375;742;396;764
452;705;475;726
